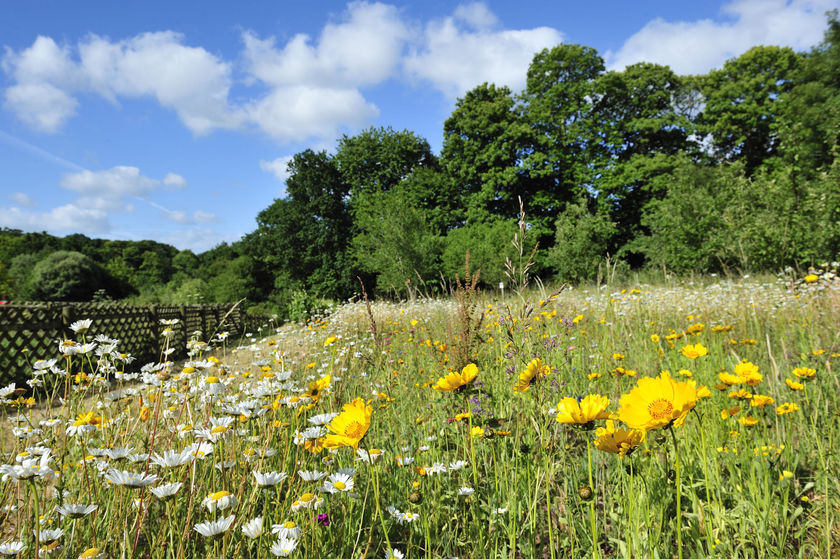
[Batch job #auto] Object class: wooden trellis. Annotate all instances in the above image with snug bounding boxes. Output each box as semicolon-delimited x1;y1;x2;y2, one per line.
0;302;273;388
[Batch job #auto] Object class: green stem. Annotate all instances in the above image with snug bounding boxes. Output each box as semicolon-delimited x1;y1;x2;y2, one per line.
669;426;683;559
586;438;598;559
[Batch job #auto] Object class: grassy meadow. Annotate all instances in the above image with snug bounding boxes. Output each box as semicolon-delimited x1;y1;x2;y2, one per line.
1;270;839;558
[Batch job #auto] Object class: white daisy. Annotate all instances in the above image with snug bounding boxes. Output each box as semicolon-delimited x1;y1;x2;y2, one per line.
270;537;299;557
56;504;98;519
202;490;238;512
0;541;25;555
241;517;264;539
194;515;235;538
322;472;354;494
149;482;183;500
271;520;302;540
103;469;157;488
253;470;288;487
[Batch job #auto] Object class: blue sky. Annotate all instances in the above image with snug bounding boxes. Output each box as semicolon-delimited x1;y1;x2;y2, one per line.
1;0;837;253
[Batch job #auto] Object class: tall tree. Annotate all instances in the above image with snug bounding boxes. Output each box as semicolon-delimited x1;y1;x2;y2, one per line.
244;150;354;300
518;44;606;227
698;45;800;175
441;83;525;223
594;63;693;261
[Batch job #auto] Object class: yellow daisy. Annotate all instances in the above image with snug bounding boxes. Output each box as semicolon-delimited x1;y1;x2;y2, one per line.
433;363;478;393
513;358;550;393
555;394;612;425
323;398;372;450
618;371;705;431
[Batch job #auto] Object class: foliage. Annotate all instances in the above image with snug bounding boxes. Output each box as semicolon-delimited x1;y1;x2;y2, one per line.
28;250;109;301
547;197;617;282
442;219;519;286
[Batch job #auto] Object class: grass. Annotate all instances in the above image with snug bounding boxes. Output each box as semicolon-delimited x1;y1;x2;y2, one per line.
1;273;839;558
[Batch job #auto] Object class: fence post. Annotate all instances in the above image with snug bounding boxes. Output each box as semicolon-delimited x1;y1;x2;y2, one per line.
179;306;187;346
61;305;72;339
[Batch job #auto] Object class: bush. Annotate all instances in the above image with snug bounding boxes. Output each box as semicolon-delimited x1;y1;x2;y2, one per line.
29;251;108;301
546;197;616;283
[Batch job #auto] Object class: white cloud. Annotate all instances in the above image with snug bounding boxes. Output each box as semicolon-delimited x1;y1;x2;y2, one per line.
9;192;37;208
163;172;187;188
241;2;404;142
60;166;162;212
158;227;237;253
3;32;242;134
246;85;378;143
259;155;294;182
453;2;499;30
193;210;220;223
607;0;840;74
0;204;110;234
403;4;564;98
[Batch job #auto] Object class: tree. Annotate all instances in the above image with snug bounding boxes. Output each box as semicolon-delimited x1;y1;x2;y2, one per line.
699;45;800;175
351;185;443;295
336;126;436;199
244;150;354;300
442;220;519;286
29;251;109;301
594;63;693;262
546;197;616;282
778;11;840;176
518;44;606;227
441;83;525;223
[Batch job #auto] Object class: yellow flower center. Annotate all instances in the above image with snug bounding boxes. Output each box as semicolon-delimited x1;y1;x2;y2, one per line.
343;421;366;439
210;426;228;434
205;376;219;384
300;493;314;502
333;481;346;490
210;491;231;501
648;399;674;420
284;521;297;529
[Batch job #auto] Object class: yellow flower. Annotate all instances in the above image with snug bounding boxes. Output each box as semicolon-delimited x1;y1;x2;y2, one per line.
792;367;816;380
433;363;478;393
555;394;612;425
513;358;550;393
612;353;625;360
804;274;819;283
718;372;743;386
679;343;708;359
734;361;762;386
323;336;338;346
323;398;372;450
471;426;485;438
776;402;800;415
302;374;331;403
737;416;759;426
573;314;583;323
720;405;741;420
618;371;705;431
594;420;645;458
785;378;804;391
750;395;774;407
650;334;660;343
729;388;753;400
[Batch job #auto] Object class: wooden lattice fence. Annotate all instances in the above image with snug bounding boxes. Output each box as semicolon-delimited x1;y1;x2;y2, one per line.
0;302;273;387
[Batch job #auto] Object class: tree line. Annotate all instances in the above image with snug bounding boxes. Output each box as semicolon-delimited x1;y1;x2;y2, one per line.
2;13;839;318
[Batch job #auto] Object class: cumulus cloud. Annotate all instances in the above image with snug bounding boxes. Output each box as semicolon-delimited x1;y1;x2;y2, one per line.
163;172;187;188
193;210;220;223
403;4;564;98
60;166;162;212
240;1;404;142
9;192;37;208
3;32;242;134
0;204;110;234
607;0;839;74
259;155;294;182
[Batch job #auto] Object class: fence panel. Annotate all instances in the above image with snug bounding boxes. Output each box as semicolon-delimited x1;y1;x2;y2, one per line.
0;302;271;388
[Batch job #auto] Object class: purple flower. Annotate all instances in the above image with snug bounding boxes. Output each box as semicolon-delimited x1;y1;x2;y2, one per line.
317;513;330;526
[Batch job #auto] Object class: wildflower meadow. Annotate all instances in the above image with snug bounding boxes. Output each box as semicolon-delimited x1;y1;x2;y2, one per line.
1;270;839;558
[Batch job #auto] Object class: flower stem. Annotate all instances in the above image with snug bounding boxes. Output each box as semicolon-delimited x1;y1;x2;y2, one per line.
586;438;598;559
668;426;683;559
